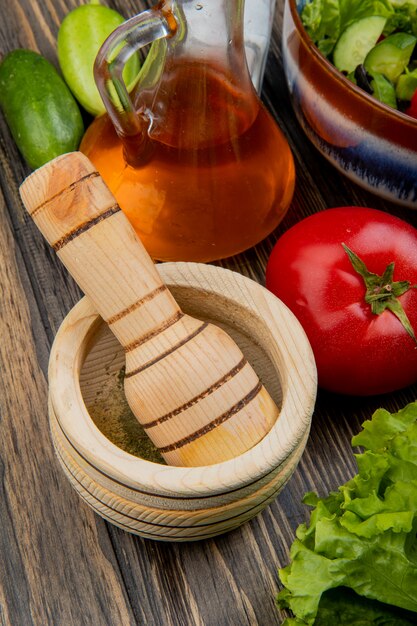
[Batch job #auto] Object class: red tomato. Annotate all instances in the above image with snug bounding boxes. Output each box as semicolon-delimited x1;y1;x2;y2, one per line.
265;207;417;396
406;89;417;120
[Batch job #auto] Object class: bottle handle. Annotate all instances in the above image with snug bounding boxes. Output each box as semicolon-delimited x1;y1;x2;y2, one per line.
94;4;177;139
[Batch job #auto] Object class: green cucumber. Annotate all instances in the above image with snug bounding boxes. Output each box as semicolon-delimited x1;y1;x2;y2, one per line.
333;16;387;74
57;1;140;116
396;69;417;101
0;49;84;170
364;32;417;83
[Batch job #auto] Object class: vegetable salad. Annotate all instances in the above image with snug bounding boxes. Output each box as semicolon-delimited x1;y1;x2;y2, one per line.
301;0;417;118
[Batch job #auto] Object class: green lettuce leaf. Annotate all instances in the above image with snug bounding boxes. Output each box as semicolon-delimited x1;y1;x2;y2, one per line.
301;0;341;56
315;587;417;625
384;5;417;37
277;402;417;626
338;0;394;30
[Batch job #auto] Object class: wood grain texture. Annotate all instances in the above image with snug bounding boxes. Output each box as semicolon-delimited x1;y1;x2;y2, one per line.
0;177;135;625
2;0;417;624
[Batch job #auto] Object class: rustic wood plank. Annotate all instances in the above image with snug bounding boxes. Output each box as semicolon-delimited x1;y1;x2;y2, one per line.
0;184;137;625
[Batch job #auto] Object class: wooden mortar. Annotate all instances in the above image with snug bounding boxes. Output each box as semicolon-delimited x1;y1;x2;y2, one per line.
48;262;317;541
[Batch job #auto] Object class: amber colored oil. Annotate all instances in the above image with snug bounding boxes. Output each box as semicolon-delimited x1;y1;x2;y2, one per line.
81;61;295;262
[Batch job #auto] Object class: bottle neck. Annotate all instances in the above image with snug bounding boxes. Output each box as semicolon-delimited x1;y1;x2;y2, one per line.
130;0;258;157
135;0;255;113
170;0;246;60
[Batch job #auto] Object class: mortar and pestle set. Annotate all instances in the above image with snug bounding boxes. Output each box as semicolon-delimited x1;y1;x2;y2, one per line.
20;152;317;541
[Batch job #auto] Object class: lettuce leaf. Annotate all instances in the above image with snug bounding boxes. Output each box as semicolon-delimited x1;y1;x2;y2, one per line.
315;587;417;625
384;4;417;36
301;0;341;56
277;402;417;626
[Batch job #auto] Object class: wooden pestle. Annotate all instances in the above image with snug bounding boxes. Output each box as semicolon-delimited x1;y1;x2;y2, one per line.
20;152;279;467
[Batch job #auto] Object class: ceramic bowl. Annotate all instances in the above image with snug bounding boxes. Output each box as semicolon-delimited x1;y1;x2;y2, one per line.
282;0;417;207
48;262;317;542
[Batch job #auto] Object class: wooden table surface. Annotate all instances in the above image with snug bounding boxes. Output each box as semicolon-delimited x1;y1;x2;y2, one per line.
1;1;417;625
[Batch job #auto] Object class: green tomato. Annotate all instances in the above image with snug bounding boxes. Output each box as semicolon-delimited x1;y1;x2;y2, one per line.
57;0;140;116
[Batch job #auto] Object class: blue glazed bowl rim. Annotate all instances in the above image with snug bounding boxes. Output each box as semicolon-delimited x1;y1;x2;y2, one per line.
288;0;417;128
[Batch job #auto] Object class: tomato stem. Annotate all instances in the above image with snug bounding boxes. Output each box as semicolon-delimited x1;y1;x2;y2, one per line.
342;243;417;344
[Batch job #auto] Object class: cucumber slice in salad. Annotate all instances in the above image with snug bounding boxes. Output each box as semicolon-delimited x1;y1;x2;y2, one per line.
333;16;387;73
364;32;417;83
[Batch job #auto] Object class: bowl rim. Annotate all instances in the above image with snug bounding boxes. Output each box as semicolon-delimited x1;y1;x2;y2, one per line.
287;0;417;129
48;262;317;498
